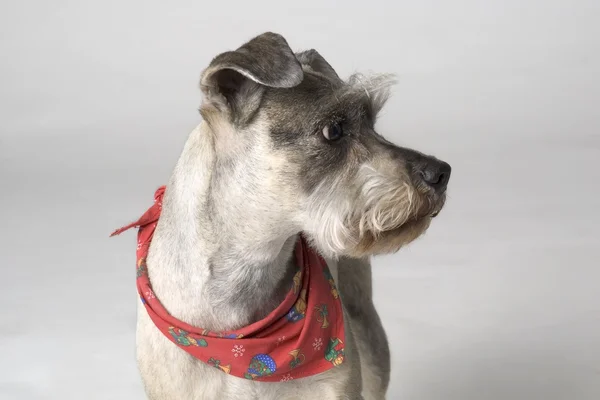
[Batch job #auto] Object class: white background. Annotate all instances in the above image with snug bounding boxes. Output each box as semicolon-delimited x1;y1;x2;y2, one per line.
1;1;599;399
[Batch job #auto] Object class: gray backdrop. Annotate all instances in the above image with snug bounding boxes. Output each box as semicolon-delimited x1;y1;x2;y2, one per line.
1;1;599;399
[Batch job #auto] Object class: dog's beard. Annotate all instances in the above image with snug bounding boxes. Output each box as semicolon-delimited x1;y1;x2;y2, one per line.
305;165;442;258
356;164;420;235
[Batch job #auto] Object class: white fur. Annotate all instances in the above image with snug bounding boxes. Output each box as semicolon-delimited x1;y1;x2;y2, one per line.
302;162;420;259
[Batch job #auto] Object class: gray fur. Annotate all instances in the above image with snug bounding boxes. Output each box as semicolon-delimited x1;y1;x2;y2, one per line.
200;32;303;125
135;32;451;399
295;49;342;83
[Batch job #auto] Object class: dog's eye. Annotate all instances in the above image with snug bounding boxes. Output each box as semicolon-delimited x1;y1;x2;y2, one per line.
322;123;343;141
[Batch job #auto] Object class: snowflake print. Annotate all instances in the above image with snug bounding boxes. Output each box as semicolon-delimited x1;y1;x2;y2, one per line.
144;289;156;300
280;373;294;382
276;336;286;346
312;337;323;351
231;344;245;358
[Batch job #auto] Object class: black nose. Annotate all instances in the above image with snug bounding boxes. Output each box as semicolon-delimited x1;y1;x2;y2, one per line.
419;159;451;192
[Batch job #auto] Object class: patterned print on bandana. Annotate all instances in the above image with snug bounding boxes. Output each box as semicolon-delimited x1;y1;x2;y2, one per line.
111;186;346;382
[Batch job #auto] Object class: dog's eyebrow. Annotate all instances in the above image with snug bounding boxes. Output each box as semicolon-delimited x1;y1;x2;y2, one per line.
317;92;372;125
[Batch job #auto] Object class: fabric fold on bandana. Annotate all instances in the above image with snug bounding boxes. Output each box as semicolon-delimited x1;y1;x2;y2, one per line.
112;186;346;382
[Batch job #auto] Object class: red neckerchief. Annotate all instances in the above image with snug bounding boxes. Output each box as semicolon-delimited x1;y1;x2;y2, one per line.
111;186;346;382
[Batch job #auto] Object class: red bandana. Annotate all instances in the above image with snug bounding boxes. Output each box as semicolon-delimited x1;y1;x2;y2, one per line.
111;186;346;382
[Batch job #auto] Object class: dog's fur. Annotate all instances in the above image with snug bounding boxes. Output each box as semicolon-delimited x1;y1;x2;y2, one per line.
136;32;450;399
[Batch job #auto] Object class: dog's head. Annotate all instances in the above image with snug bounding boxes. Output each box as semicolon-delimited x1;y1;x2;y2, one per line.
199;32;451;258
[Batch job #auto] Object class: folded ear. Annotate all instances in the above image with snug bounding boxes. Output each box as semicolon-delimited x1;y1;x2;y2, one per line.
295;49;342;84
200;32;304;124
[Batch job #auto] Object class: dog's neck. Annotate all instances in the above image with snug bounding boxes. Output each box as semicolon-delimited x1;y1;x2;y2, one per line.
147;122;298;332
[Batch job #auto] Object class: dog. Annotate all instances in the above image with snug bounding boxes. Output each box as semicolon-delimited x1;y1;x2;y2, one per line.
119;32;450;400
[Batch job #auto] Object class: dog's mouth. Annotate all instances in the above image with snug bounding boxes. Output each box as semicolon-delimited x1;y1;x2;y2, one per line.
428;194;447;219
351;215;432;257
383;196;445;232
347;193;447;257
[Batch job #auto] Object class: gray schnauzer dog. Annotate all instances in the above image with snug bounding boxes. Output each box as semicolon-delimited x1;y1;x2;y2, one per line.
135;32;450;399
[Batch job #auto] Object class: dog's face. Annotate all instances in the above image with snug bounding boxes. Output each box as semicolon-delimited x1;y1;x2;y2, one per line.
200;32;450;258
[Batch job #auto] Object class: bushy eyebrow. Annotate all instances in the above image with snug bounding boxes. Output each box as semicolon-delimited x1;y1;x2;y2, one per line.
313;90;376;130
263;71;395;135
346;73;396;120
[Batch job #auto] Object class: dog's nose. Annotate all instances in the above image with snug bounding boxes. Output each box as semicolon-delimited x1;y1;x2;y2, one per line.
419;159;451;193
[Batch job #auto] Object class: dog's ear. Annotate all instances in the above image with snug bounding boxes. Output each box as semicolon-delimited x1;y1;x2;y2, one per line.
200;32;303;124
295;49;342;84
